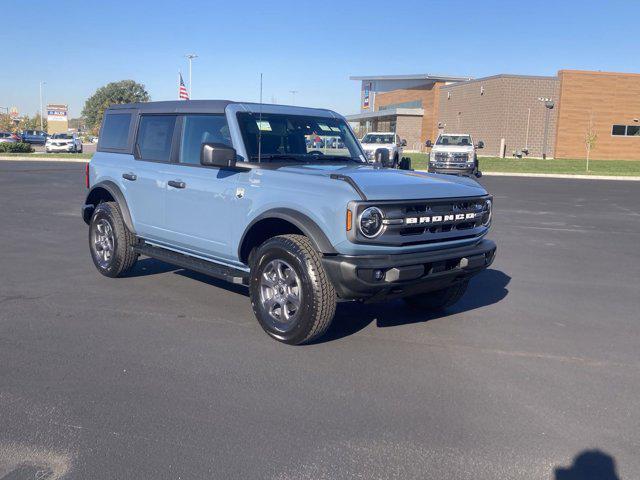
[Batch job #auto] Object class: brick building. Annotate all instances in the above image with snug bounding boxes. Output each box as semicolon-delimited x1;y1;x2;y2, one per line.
348;70;640;160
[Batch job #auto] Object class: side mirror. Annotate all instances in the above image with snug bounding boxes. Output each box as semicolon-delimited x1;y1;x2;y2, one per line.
476;140;484;149
374;148;390;165
425;139;432;148
400;139;407;147
201;142;237;168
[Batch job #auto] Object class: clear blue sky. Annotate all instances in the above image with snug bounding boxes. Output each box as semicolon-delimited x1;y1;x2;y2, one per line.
2;0;638;119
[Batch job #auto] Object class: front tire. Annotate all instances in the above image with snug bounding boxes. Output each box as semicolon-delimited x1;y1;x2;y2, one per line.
404;280;469;310
89;201;138;277
249;234;336;345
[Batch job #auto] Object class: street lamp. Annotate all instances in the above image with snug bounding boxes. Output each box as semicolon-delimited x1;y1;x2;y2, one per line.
185;54;198;98
39;81;46;131
289;90;298;105
538;97;554;159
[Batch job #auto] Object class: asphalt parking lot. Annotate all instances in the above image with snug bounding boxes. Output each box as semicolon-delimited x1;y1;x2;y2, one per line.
1;160;639;479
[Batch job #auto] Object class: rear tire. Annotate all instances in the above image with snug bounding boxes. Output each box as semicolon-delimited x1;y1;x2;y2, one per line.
404;280;469;310
249;234;336;345
89;201;138;278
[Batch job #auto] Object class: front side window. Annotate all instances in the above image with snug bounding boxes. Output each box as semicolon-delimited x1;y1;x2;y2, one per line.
436;135;472;146
100;113;131;150
180;115;232;165
136;115;176;162
236;112;364;163
361;133;395;144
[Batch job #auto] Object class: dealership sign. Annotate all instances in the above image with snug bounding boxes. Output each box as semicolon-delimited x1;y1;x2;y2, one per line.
362;82;371;109
47;104;68;122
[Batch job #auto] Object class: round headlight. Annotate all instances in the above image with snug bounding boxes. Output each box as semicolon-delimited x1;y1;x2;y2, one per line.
359;207;384;238
482;199;492;226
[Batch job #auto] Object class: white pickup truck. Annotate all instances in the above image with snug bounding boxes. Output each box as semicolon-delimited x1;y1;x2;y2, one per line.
426;133;484;177
359;132;406;168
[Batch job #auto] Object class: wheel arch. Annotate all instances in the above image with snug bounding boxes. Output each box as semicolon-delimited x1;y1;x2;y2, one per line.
82;181;135;233
238;209;337;264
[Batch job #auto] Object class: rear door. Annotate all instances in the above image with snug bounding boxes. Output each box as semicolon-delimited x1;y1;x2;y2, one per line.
162;114;239;262
125;114;177;241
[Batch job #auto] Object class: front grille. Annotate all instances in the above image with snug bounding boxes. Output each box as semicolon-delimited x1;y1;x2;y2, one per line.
349;196;491;246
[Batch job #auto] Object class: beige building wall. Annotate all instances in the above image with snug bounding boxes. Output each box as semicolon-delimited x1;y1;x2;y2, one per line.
436;75;560;158
555;70;640;160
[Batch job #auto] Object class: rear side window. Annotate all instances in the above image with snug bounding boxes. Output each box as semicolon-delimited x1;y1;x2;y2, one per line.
136;115;176;162
100;113;132;149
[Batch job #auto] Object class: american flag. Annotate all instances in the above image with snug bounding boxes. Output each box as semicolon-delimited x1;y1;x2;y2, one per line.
179;72;189;100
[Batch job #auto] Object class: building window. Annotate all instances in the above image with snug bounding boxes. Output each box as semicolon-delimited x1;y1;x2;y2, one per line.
379;100;422;111
627;125;640;136
612;125;626;136
612;124;640;136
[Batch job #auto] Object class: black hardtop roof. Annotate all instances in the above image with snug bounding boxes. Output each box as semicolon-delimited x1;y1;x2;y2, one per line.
107;100;234;114
106;100;337;116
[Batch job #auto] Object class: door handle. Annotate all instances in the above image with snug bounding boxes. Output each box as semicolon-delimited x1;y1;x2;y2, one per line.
122;172;137;181
168;180;186;189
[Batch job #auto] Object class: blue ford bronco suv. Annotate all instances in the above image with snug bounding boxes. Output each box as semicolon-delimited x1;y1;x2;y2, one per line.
82;100;495;344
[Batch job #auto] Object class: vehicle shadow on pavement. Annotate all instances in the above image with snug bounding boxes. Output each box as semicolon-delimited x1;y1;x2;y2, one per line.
316;268;510;343
553;449;620;480
125;258;250;297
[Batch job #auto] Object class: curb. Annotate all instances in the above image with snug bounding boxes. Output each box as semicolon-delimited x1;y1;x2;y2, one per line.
416;169;640;181
2;157;639;181
0;156;90;163
480;171;640;181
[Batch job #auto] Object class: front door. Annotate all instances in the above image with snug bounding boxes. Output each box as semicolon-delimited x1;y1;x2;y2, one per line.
163;114;240;263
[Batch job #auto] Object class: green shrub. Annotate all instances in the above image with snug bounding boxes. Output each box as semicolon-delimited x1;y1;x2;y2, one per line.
0;142;34;153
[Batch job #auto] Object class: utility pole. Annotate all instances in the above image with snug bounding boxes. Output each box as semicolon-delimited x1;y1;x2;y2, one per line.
39;81;46;131
185;54;198;98
289;90;298;106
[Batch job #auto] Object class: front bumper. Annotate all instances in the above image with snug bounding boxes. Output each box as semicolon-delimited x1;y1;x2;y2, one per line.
322;239;496;301
47;144;75;152
428;164;477;176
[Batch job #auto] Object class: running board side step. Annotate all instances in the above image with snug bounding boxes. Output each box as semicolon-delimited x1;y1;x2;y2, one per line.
133;243;249;285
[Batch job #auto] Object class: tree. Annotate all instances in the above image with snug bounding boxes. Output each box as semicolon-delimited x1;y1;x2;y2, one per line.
82;80;150;133
584;111;597;172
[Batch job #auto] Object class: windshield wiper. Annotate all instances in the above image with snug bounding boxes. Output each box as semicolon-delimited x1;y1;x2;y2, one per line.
318;155;363;163
251;154;303;162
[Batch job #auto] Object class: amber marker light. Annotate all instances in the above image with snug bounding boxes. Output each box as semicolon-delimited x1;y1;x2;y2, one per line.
346;209;353;231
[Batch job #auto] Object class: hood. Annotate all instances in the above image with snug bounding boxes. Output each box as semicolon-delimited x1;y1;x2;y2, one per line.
431;144;475;154
277;164;486;200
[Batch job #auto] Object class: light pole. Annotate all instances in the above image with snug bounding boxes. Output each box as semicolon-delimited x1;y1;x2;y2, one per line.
39;81;46;131
289;90;298;106
538;97;555;159
185;54;198;98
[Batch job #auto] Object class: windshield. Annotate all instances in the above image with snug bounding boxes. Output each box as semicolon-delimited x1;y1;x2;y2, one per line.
52;133;72;139
236;112;365;162
361;134;394;144
436;135;472;146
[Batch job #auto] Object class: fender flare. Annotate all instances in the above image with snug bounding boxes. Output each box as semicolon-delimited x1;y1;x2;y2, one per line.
238;208;337;259
83;180;135;233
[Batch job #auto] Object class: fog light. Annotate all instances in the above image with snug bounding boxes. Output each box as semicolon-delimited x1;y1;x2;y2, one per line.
374;269;385;281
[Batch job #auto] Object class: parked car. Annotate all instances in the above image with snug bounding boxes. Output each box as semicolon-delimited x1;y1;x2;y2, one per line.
82;100;495;345
90;136;99;143
426;133;484;177
45;133;83;153
359;132;406;168
0;132;17;143
21;130;48;145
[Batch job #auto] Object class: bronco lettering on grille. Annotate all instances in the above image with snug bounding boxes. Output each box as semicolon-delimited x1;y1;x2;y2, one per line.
404;212;477;225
